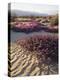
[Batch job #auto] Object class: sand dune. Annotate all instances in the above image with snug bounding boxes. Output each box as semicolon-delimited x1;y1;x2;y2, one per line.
8;42;58;77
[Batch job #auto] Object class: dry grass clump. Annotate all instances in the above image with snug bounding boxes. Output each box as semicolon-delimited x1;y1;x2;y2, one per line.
16;35;58;63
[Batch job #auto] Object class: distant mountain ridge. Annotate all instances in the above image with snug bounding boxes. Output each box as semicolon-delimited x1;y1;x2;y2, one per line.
10;10;49;16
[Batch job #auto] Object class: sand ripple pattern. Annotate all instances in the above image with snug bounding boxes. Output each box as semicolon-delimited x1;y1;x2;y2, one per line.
8;43;58;77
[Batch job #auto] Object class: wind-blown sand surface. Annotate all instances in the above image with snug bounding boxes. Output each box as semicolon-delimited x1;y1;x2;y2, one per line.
8;35;58;77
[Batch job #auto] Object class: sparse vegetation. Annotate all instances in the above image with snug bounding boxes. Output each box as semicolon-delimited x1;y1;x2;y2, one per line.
16;35;58;63
50;15;58;26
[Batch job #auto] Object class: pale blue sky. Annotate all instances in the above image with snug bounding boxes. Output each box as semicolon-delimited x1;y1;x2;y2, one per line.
11;3;58;15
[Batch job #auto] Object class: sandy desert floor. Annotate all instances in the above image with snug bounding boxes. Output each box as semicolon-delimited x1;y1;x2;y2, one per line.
8;43;58;77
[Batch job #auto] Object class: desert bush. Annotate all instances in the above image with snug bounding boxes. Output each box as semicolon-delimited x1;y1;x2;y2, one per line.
16;35;58;63
50;15;58;26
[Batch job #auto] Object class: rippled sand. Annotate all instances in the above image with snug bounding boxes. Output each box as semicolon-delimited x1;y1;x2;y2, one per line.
8;43;58;77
